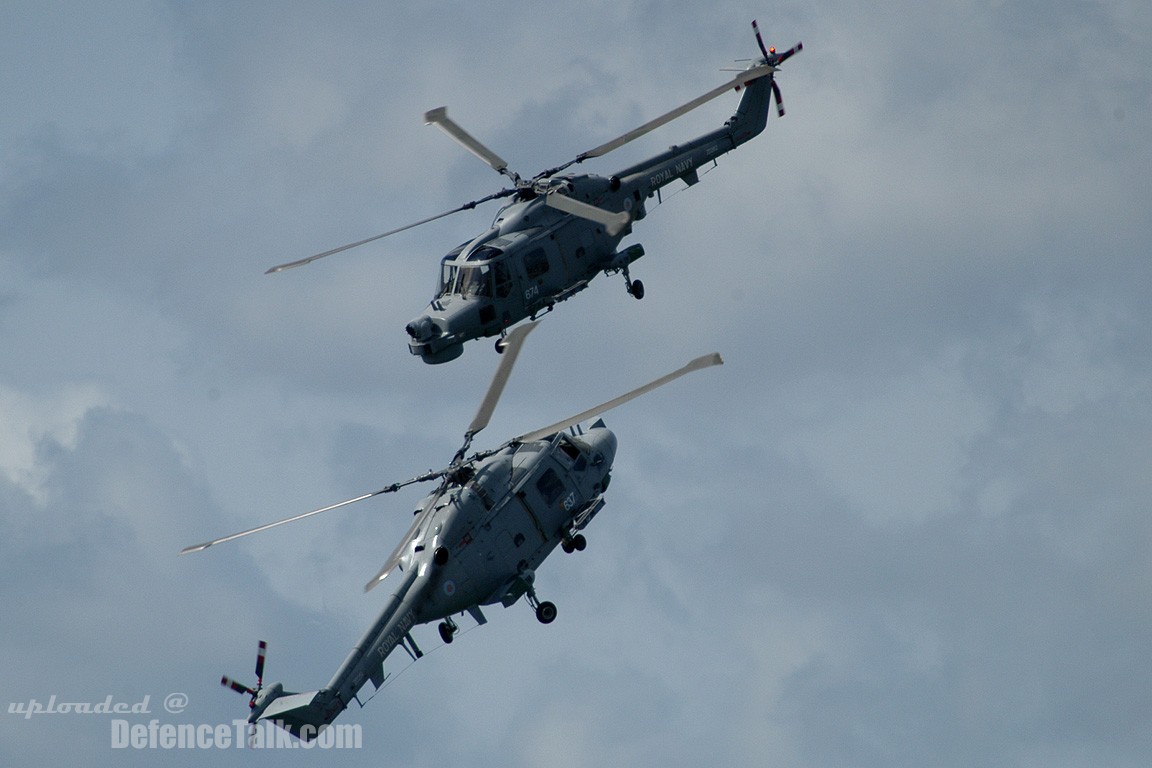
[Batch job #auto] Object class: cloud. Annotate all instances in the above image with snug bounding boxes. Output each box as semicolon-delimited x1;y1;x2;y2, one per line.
2;1;1151;766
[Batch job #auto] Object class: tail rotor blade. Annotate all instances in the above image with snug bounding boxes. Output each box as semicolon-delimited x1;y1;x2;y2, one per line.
254;640;267;684
752;19;771;60
222;676;255;697
775;42;803;65
771;79;785;117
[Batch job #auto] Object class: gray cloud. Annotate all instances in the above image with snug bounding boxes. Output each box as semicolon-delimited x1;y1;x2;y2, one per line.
2;1;1150;765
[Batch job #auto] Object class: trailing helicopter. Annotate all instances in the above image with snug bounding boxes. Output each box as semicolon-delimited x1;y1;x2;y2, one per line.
267;21;802;364
180;322;723;740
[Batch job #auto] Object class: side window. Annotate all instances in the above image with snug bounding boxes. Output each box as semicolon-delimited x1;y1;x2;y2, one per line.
524;248;549;280
535;468;564;505
493;261;512;298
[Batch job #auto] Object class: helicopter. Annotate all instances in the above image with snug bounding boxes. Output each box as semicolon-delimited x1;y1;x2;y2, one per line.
180;322;723;740
266;21;802;364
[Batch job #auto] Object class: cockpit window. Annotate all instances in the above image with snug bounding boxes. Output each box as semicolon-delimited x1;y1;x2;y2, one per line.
437;242;468;297
437;244;504;298
559;440;580;462
438;263;457;297
468;245;502;262
559;438;587;472
458;265;491;298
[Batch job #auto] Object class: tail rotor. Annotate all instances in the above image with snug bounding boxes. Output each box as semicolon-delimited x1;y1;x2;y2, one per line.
221;640;267;710
751;19;802;117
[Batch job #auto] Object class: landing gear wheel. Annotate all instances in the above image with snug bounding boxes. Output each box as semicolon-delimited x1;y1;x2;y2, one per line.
630;279;645;300
562;538;575;554
495;337;508;354
572;533;587;551
535;601;557;624
438;621;456;644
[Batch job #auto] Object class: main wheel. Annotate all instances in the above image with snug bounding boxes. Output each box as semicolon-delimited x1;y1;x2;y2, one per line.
630;279;645;300
438;622;455;644
535;601;557;624
572;533;587;551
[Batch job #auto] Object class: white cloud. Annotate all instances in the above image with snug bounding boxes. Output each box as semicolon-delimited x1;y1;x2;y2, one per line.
0;382;108;503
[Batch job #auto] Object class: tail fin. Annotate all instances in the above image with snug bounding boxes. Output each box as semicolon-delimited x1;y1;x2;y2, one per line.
728;73;774;146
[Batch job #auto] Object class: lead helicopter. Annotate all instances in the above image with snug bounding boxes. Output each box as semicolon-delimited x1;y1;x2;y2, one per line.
181;322;723;740
267;21;801;364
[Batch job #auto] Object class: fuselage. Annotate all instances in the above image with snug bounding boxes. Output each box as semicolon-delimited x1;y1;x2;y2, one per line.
254;425;618;737
404;177;634;364
405;65;777;364
411;424;616;619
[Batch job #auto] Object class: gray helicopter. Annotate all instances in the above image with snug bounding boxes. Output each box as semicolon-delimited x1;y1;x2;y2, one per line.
181;322;723;740
267;21;801;364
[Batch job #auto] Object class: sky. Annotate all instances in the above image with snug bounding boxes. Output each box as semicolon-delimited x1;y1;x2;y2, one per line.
2;0;1150;765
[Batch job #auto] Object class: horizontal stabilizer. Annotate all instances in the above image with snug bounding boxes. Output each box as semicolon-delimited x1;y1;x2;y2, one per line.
257;689;343;742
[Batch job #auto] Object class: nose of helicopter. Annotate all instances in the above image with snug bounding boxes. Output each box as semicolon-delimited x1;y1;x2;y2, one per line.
582;420;618;470
405;315;438;342
405;299;481;364
407;296;488;344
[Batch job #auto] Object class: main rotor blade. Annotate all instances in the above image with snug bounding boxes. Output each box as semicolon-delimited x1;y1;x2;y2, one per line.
574;64;773;162
265;188;516;274
514;352;723;444
179;471;443;555
465;321;539;440
180;491;386;554
425;106;515;179
544;192;630;236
